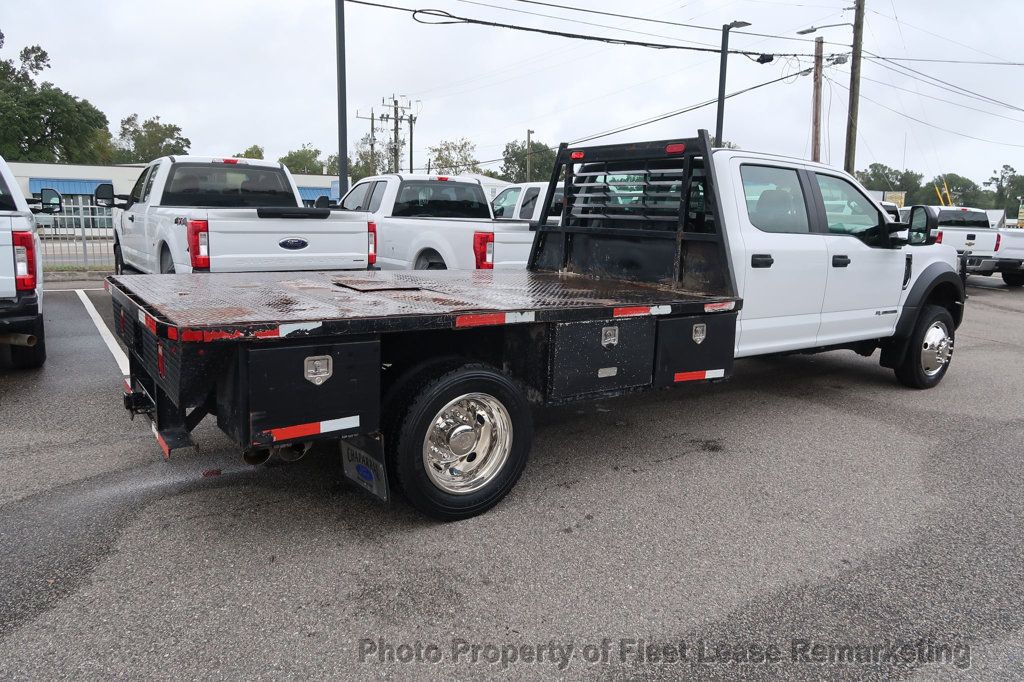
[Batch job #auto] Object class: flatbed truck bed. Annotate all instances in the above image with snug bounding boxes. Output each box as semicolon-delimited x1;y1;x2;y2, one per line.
110;131;743;520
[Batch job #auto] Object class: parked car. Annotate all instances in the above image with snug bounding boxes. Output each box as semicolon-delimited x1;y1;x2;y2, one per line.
0;155;61;368
339;174;532;270
94;156;372;274
993;228;1024;287
108;131;962;520
492;181;564;223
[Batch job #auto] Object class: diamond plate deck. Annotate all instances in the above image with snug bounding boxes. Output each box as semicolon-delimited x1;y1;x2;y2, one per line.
111;270;730;329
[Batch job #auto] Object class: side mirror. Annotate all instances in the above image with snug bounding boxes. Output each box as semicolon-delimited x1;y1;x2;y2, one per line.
29;188;63;214
313;195;330;209
94;183;115;207
908;206;938;246
493;205;505;218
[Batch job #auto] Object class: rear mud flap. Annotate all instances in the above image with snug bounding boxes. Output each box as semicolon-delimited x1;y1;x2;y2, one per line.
340;434;389;502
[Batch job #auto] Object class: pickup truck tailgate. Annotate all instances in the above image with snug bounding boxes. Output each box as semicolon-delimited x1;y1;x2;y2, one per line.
998;229;1024;260
206;209;369;272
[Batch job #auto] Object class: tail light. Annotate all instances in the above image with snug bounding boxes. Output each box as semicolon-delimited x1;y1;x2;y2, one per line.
935;231;943;244
12;231;36;291
570;151;585;160
665;143;686;154
186;219;210;270
473;232;494;269
367;221;377;266
995;234;1001;252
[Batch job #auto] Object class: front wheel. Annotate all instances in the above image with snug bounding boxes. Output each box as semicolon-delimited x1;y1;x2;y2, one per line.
894;304;954;389
391;363;532;520
1002;272;1024;288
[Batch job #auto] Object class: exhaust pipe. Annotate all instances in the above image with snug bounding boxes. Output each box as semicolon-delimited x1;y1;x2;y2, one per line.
0;333;36;347
242;448;271;466
273;441;312;463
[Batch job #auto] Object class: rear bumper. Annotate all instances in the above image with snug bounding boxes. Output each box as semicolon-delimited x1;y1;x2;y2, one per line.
0;292;40;331
993;258;1023;273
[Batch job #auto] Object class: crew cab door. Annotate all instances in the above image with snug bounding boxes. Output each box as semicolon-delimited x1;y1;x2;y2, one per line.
120;166;153;268
732;162;828;357
812;172;903;344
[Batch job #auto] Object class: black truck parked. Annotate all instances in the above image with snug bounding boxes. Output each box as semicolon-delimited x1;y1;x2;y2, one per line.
108;131;741;519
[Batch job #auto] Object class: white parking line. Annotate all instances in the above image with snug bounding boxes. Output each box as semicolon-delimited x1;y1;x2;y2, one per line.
75;289;129;375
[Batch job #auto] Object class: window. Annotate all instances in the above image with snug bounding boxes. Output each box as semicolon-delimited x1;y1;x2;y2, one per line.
0;174;17;212
937;209;990;229
549;188;565;217
518;188;540;219
366;181;387;213
128;168;150;204
342;182;372;211
740;165;810;234
815;173;882;236
162;164;298;208
394;181;490;219
492;187;521;218
141;165;158;203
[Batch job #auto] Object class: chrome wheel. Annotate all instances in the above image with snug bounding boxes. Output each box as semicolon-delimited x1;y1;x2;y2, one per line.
422;392;513;495
920;321;952;376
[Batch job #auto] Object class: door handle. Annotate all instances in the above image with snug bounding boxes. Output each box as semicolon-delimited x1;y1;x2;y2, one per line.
751;253;774;268
832;255;851;267
128;215;135;222
966;233;976;240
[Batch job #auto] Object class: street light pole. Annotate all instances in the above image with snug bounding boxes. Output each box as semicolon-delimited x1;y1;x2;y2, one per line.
334;0;349;194
715;20;750;147
526;129;534;181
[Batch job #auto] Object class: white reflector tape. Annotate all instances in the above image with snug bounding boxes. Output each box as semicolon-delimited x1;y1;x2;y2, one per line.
279;321;324;337
704;369;725;379
505;311;536;324
650;305;672;316
320;416;360;433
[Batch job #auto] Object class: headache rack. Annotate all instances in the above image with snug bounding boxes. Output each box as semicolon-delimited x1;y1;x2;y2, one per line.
529;129;736;298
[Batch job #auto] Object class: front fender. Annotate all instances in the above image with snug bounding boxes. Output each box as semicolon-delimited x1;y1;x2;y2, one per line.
881;262;964;369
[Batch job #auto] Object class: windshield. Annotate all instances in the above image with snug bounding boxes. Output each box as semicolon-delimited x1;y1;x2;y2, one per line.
937;210;990;229
162;163;298;208
393;181;490;218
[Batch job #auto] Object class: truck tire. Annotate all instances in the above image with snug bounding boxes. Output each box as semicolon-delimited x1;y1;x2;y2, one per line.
894;304;954;389
114;239;125;275
1003;272;1024;287
10;314;46;369
160;246;175;274
391;363;532;520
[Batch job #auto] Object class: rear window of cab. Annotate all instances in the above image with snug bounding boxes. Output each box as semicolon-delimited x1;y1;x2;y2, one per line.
393;181;490;219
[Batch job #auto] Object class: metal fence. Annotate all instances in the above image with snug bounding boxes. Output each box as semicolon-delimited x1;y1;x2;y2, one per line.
37;198;116;271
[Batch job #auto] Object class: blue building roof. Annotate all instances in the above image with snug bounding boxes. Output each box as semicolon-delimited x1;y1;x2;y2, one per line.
29;178;112;196
297;186;331;201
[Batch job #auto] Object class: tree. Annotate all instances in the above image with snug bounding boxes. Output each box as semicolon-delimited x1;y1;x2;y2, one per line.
115;114;191;162
428;138;481;175
984;164;1017;214
855;163;923;198
0;30;111;163
235;144;264;159
500;137;556;183
341;134;388;182
279;143;324;175
914;173;983;207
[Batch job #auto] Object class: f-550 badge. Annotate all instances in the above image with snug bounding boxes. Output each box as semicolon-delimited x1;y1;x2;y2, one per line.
692;323;707;344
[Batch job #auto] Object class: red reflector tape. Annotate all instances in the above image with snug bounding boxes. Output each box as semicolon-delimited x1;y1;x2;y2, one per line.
704;301;736;313
167;327;178;340
674;369;726;382
151;424;170;459
613;306;650;318
455;311;536;328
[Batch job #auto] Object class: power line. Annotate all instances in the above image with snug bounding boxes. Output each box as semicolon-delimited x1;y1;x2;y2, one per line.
865;54;1024;113
345;0;832;58
825;75;1024;149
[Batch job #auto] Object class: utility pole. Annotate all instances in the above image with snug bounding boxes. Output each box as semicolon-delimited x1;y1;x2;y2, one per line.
391;96;401;173
844;0;865;174
334;0;349;194
408;114;417;174
526;129;534;181
356;108;376;171
811;37;823;162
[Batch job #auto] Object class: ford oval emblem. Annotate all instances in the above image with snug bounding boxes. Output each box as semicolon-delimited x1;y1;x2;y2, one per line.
279;237;308;250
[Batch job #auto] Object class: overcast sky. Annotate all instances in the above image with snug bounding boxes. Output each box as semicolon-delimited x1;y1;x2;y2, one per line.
3;0;1021;183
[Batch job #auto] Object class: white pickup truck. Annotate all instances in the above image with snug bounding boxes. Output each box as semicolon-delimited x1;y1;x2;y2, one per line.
908;204;1024;286
339;174;532;270
94;156;372;274
1;155;61;368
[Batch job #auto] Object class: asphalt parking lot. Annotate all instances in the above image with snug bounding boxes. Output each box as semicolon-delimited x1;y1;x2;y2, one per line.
1;277;1022;679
